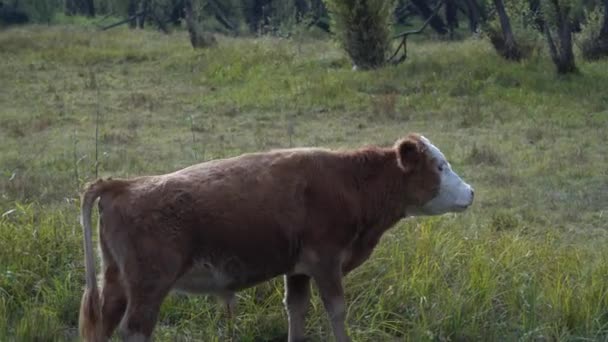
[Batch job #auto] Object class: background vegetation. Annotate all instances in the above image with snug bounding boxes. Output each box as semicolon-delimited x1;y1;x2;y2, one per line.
1;0;608;341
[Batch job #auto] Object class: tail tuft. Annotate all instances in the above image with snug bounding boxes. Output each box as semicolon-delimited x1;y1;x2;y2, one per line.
79;286;103;342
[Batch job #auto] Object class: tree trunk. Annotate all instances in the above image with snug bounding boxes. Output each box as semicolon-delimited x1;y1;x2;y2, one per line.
208;0;236;32
463;0;480;33
128;0;137;28
528;0;545;32
556;2;575;72
184;0;215;48
410;0;447;35
244;0;273;33
85;0;94;17
294;0;308;22
184;0;197;46
493;0;521;60
445;0;458;38
65;0;76;16
601;0;608;39
590;0;608;58
139;0;149;28
544;0;576;73
170;0;184;26
65;0;94;17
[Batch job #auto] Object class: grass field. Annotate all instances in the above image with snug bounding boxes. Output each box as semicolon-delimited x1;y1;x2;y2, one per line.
1;24;608;341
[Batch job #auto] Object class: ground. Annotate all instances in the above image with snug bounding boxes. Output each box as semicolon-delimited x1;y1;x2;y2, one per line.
0;24;607;341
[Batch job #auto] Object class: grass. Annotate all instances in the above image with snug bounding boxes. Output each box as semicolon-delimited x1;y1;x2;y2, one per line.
1;23;608;341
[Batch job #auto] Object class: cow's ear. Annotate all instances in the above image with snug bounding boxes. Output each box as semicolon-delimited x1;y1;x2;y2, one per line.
395;137;421;173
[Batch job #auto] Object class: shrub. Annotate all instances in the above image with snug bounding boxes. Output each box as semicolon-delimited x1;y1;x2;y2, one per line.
483;0;544;61
184;0;217;49
578;6;608;61
324;0;396;69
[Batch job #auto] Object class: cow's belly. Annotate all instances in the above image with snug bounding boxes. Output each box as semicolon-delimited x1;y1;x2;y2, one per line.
173;261;232;294
172;258;289;294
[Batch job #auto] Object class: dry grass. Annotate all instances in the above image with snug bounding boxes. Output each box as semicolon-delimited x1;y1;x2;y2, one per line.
1;24;608;341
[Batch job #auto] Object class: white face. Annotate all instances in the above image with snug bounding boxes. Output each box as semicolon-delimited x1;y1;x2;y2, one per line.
412;136;474;216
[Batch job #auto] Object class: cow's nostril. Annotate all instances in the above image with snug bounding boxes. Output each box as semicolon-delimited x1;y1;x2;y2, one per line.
470;189;475;199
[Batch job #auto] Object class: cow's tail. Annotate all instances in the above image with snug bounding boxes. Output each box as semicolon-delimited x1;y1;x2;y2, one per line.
78;179;119;342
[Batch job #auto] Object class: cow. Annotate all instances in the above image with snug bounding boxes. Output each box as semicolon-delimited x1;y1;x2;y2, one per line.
78;133;474;342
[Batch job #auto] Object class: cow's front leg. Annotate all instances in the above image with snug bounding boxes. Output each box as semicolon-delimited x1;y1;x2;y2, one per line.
218;291;236;319
311;264;350;342
284;274;311;342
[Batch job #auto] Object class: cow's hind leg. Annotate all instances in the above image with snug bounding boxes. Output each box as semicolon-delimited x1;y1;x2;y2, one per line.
284;274;311;342
99;235;127;339
118;274;175;342
116;246;181;342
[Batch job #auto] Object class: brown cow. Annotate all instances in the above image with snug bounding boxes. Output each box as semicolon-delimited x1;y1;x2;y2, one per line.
78;133;474;342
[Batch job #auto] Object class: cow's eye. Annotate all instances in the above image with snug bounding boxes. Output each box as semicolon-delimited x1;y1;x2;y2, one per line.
438;164;444;172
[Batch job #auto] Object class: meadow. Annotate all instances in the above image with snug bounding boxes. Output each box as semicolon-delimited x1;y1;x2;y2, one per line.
1;23;607;341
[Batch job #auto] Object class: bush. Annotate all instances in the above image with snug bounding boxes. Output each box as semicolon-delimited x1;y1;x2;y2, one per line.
483;1;544;61
184;0;218;49
0;5;29;26
578;6;608;61
324;0;395;69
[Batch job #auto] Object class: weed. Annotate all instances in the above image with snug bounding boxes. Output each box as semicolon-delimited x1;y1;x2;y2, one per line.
467;144;503;166
0;24;607;341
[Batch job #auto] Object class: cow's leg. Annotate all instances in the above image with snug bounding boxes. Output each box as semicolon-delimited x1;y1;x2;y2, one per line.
311;267;350;342
99;236;127;339
284;274;311;342
217;291;237;339
100;266;127;339
117;277;173;342
218;291;236;319
116;246;181;342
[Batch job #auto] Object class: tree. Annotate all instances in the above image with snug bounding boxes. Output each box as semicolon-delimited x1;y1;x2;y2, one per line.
388;0;445;64
602;0;608;37
410;0;448;34
139;0;149;28
243;0;271;33
184;0;217;48
324;0;396;69
543;0;577;73
581;0;608;59
598;0;608;54
85;0;94;16
0;1;29;25
445;0;458;38
462;0;483;32
491;0;522;60
128;0;137;28
65;0;94;17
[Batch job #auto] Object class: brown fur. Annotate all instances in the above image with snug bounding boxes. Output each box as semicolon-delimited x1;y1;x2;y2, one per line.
78;134;442;342
79;287;103;342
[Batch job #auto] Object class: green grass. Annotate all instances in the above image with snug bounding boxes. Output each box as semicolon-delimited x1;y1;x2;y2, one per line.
1;24;608;341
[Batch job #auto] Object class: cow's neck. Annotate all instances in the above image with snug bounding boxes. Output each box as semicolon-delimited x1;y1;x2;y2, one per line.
343;148;408;235
337;148;409;272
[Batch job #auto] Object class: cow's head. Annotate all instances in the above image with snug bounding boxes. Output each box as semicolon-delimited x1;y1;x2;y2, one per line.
395;134;474;216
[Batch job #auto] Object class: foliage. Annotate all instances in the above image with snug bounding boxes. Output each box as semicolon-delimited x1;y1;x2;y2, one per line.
542;0;578;73
324;0;396;69
268;0;297;34
18;0;62;23
184;0;217;48
578;4;608;60
483;0;544;60
504;0;545;51
1;26;608;340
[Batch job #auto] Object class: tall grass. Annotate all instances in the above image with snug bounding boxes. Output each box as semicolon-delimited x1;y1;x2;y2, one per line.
1;25;607;341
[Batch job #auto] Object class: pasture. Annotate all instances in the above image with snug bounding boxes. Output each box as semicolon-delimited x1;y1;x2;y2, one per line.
1;24;608;341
